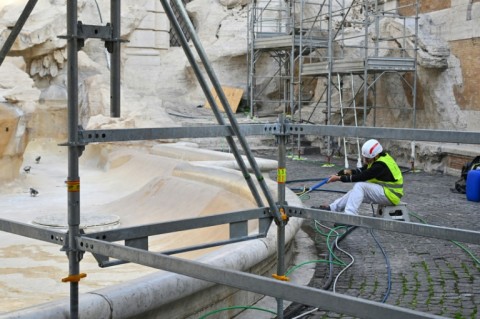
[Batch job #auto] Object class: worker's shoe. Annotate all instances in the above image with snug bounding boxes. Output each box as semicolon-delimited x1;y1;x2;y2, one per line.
311;205;331;211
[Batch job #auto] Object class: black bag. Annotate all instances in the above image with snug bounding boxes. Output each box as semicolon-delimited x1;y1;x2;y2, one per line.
454;178;466;194
454;155;480;194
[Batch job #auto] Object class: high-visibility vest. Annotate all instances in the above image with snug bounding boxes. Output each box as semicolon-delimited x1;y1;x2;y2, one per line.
367;153;404;205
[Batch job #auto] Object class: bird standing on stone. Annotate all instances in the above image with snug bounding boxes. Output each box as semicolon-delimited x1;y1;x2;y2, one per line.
30;188;38;197
35;156;41;164
24;166;31;173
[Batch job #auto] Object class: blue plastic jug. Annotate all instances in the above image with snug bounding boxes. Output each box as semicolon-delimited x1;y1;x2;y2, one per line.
466;169;480;202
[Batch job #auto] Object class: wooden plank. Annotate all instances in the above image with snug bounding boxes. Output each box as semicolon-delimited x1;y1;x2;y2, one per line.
204;86;244;113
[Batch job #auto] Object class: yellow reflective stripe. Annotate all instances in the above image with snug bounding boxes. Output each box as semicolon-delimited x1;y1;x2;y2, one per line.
277;168;286;184
388;189;403;198
375;182;403;188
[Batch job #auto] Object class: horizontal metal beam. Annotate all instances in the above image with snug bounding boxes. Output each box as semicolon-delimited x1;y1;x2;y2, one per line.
79;126;235;143
78;124;282;143
78;124;480;145
84;208;271;242
96;233;265;268
154;234;264;255
0;218;68;247
288;207;480;245
78;238;447;319
285;124;480;145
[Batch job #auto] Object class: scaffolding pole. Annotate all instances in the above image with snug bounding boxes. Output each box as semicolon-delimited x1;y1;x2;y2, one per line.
66;1;81;318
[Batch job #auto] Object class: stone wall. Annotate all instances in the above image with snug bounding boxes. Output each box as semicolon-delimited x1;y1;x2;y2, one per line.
0;105;25;181
124;0;170;65
385;0;480;132
424;0;480;132
451;38;480;111
398;0;451;15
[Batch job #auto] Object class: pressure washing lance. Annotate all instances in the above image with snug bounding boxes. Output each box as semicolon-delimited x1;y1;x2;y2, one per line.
295;178;331;200
304;178;329;195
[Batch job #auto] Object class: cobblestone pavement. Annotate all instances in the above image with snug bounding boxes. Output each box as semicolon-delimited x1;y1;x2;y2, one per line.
259;151;480;319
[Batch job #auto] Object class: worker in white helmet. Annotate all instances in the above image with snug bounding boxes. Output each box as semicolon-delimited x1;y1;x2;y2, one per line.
316;139;403;216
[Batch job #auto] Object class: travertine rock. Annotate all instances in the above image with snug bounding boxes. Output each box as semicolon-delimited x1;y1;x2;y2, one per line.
0;59;38;181
0;0;479;184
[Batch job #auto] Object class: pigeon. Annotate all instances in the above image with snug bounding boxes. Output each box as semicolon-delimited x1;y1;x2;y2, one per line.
35;156;41;164
24;166;31;173
30;188;38;197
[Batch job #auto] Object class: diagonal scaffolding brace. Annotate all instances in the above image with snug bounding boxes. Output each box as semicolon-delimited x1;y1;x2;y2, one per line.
0;0;38;66
164;0;285;224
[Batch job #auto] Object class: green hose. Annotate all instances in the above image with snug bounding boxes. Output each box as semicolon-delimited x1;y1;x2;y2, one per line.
198;305;276;319
409;211;480;266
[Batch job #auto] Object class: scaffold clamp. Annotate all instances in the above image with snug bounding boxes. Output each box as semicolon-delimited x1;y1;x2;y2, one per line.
279;206;289;222
62;273;87;283
272;274;290;281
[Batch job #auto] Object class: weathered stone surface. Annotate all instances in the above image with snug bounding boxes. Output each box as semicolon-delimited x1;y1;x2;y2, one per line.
0;0;479;184
0;104;25;181
0;2;66;56
0;58;41;181
218;0;249;9
380;16;450;68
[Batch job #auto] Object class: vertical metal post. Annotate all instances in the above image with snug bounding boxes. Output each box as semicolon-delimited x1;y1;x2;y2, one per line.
110;0;121;117
326;0;333;159
289;54;294;116
298;0;304;122
276;114;287;319
340;0;345;59
66;1;81;318
289;0;295;116
248;1;256;118
412;0;419;129
327;0;333;117
363;0;368;126
411;0;420;170
372;0;378;127
374;0;379;57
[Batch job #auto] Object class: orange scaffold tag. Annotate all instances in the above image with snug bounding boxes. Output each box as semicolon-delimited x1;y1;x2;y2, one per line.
67;180;80;192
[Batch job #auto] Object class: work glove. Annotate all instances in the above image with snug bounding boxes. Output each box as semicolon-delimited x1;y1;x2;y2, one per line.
337;169;352;176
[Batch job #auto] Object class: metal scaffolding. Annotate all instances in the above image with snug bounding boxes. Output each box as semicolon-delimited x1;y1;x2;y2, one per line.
247;0;329;119
248;0;419;158
301;0;419;126
0;1;479;319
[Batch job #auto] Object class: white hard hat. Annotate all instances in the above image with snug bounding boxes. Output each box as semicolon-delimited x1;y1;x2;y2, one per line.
361;139;383;158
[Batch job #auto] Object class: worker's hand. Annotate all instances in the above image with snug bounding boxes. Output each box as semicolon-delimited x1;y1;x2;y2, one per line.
337;169;352;176
327;174;341;183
